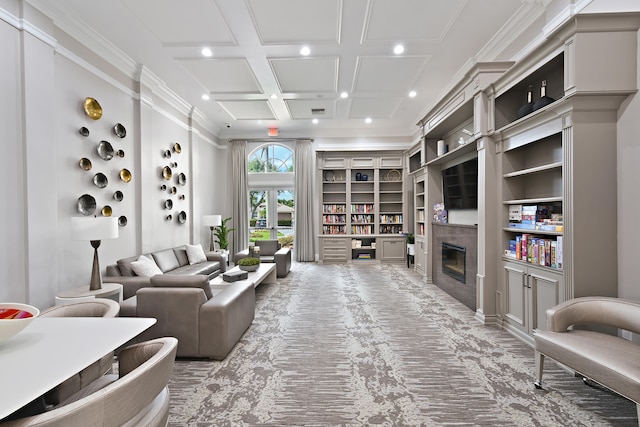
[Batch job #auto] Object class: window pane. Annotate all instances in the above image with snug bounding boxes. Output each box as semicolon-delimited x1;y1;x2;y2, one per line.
248;144;293;172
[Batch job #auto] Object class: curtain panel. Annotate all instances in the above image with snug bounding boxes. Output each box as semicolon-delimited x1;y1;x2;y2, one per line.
294;140;315;261
232;141;249;256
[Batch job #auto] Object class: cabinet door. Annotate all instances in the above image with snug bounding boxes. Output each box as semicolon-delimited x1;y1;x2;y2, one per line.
504;262;527;332
414;238;425;273
320;238;349;262
379;238;406;261
529;267;562;332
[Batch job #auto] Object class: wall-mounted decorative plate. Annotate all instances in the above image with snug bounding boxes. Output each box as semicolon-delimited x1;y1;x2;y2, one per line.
170;186;177;195
173;143;182;153
113;123;126;138
97;140;114;160
177;173;186;186
93;172;108;188
178;211;187;224
323;171;334;182
118;215;127;227
83;97;102;120
77;194;96;216
160;184;167;191
79;127;90;137
165;199;173;210
165;214;172;221
163;150;171;158
162;166;172;180
101;205;112;217
116;149;125;158
79;158;92;171
119;168;132;183
386;169;401;181
113;190;123;202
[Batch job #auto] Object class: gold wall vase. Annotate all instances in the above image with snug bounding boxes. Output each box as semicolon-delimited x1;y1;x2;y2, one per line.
101;205;112;217
119;168;132;183
83;97;102;120
162;166;172;180
173;143;182;154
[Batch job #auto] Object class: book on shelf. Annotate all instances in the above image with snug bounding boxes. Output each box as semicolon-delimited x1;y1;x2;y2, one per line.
509;205;523;221
508;233;562;269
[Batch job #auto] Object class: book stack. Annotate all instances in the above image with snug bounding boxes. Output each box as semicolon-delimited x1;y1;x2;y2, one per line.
508;204;563;232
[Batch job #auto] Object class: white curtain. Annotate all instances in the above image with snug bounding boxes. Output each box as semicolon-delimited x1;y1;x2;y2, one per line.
232;140;249;257
294;139;315;261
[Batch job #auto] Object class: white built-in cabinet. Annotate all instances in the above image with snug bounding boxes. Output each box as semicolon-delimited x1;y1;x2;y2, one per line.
407;12;640;345
318;151;407;263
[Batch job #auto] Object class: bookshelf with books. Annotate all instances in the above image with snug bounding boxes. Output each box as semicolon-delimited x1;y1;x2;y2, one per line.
318;151;407;262
492;13;639;344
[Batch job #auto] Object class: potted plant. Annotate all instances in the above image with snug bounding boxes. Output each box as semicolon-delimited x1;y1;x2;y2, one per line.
237;257;260;272
214;217;235;251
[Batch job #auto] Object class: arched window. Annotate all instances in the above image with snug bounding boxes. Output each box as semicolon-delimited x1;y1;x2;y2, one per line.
248;144;293;173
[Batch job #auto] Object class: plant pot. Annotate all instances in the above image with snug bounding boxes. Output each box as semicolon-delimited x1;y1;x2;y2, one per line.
239;264;259;272
407;243;415;256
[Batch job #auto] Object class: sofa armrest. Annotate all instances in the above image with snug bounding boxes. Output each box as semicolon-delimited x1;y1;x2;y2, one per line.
206;252;227;273
104;276;151;300
274;247;292;278
136;287;207;356
547;297;640;334
234;249;250;264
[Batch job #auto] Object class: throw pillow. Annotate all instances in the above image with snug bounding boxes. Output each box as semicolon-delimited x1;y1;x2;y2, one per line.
130;255;163;277
186;244;207;265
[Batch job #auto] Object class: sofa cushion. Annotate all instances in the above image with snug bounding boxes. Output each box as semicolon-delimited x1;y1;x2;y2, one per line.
150;274;212;299
151;249;181;273
131;255;163;277
168;261;220;277
186;244;207;265
257;240;280;256
173;247;189;267
117;255;139;277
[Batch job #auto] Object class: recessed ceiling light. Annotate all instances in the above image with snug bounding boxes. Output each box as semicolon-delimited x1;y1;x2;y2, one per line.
312;118;319;124
201;94;210;100
340;92;349;99
394;44;405;55
300;46;310;56
270;94;278;99
201;47;212;57
365;117;372;124
409;90;417;98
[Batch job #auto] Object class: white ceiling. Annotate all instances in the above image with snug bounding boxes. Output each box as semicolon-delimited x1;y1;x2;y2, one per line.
27;0;546;140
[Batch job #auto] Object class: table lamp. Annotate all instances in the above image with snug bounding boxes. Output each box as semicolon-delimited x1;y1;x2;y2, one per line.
71;217;119;291
202;215;222;251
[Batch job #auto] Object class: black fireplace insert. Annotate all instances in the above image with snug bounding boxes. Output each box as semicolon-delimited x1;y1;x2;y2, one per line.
442;242;466;283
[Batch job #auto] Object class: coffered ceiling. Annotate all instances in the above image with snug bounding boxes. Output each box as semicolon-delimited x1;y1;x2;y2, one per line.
27;0;546;140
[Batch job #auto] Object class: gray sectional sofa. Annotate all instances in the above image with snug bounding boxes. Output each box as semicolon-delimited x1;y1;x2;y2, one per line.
105;245;227;300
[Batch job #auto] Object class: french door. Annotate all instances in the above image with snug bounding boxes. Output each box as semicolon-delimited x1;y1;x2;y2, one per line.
249;188;294;244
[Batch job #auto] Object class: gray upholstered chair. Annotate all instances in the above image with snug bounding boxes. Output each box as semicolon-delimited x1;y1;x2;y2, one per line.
235;239;291;277
0;337;178;427
39;299;120;406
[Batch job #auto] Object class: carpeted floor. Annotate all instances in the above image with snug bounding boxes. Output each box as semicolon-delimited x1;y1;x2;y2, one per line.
167;262;637;426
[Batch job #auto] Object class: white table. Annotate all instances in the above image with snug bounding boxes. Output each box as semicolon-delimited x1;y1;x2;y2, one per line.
55;282;123;306
0;317;155;419
210;263;277;289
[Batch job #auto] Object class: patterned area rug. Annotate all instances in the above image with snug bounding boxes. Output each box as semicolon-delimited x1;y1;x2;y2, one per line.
167;262;637;426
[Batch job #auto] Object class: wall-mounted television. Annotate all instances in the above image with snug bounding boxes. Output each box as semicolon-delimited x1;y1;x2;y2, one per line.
442;157;478;210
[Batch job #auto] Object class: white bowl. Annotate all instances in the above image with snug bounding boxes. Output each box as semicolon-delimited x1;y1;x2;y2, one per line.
0;303;39;343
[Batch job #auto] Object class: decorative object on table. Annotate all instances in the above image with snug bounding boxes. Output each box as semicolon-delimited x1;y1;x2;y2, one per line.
173;142;182;153
237;257;260;272
517;84;534;119
222;269;248;282
93;172;108;188
113;190;124;202
113;123;126;138
532;80;555;112
164;199;173;210
202;214;222;251
71;216;118;291
119;168;132;183
79;126;90;137
177;211;187;224
177;172;186;186
79;157;92;171
0;303;39;343
77;194;97;215
83;97;102;120
323;170;334;182
118;215;127;227
101;205;112;217
162;166;172;180
386;169;401;181
214;216;235;251
97;140;114;160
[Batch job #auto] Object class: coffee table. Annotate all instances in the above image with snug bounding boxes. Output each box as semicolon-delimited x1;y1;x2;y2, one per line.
210;263;276;289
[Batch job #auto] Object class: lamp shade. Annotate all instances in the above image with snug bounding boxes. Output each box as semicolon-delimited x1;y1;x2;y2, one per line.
71;217;118;241
202;215;222;227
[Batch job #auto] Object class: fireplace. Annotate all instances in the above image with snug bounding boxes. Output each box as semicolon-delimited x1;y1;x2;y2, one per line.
442;242;466;283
